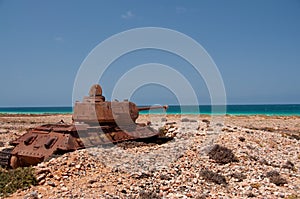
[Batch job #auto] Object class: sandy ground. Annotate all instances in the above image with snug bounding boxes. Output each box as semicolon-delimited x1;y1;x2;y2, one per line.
0;114;299;198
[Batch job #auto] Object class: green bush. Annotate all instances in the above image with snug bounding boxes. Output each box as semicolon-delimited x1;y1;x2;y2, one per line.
0;167;37;197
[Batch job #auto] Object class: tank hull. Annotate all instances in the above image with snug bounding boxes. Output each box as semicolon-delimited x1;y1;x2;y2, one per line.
1;122;160;168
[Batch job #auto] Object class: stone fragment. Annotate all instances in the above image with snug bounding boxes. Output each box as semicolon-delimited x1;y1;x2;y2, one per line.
36;173;47;182
24;191;38;199
88;179;97;184
47;181;56;187
160;186;169;191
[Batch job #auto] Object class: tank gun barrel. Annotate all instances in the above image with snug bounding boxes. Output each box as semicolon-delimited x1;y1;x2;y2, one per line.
138;105;168;112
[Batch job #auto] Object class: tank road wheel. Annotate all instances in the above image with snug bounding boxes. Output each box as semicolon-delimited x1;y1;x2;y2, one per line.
10;155;20;169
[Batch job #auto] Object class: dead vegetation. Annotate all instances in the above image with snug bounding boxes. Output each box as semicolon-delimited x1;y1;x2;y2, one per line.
208;144;238;164
230;172;247;182
200;169;227;185
266;171;288;186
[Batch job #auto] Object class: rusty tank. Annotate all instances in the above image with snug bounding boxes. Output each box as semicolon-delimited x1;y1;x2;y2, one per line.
0;84;168;168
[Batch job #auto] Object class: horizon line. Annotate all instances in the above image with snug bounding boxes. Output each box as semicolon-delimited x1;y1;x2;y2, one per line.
0;103;300;108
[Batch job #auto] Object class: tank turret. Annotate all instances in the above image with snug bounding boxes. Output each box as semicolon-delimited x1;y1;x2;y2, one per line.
73;84;167;125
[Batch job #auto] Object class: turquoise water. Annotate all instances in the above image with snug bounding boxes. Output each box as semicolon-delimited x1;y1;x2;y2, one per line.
0;104;300;116
0;107;72;114
168;104;300;115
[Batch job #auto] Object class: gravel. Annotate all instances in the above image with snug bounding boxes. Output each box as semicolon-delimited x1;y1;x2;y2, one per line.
0;114;299;199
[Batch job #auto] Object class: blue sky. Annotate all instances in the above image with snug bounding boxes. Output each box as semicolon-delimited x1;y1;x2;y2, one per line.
0;0;299;106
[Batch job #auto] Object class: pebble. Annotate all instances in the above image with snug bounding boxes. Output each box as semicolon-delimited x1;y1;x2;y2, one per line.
23;191;38;199
60;186;68;191
47;181;56;187
36;173;47;182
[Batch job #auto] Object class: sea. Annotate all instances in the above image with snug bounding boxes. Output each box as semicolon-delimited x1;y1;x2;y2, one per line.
0;104;300;116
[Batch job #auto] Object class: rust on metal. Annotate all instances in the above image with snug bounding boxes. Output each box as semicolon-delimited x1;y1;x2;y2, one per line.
0;84;168;168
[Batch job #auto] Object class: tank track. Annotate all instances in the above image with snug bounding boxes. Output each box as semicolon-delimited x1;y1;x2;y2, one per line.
0;147;13;168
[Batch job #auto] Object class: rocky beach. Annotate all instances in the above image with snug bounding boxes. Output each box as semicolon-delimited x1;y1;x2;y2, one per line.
0;114;299;199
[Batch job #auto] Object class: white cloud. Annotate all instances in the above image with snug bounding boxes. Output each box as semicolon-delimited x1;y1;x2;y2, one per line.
121;11;135;19
54;36;64;42
176;6;187;14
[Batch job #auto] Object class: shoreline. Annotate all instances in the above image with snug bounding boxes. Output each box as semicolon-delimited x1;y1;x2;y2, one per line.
1;113;300;117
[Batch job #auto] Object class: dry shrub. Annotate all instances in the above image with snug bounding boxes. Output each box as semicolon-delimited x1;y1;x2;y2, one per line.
208;144;238;164
139;190;161;199
200;169;227;185
230;172;247;182
266;170;288;186
282;160;296;170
